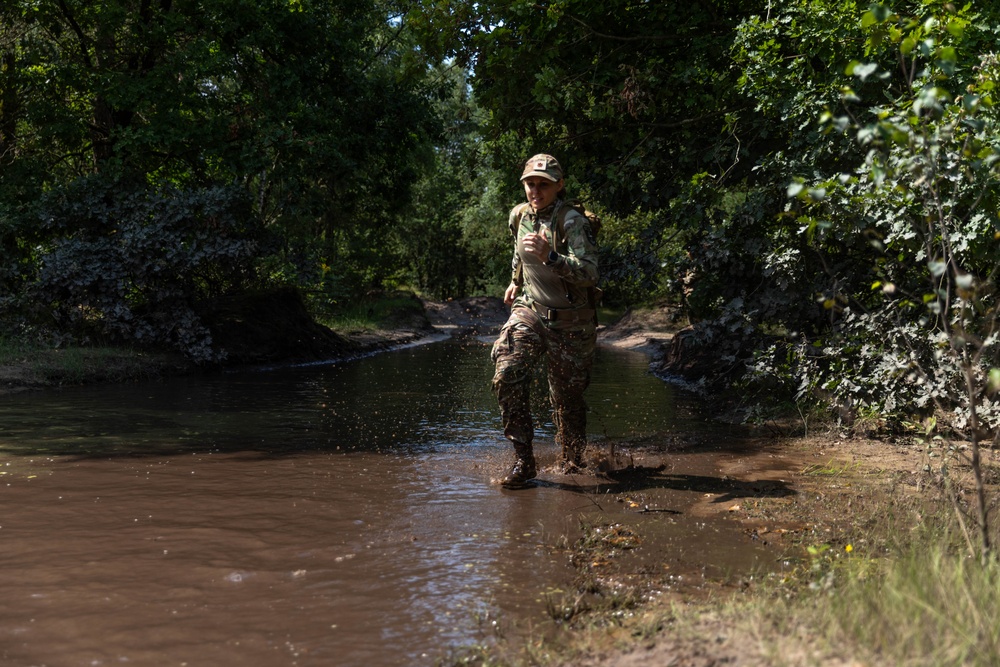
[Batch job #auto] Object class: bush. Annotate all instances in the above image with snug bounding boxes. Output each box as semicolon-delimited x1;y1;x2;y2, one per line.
22;177;264;362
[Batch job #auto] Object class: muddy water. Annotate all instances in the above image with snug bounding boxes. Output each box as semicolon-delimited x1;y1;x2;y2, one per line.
0;339;788;667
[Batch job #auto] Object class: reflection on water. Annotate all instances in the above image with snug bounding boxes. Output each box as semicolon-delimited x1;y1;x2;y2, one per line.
0;340;704;459
0;339;761;667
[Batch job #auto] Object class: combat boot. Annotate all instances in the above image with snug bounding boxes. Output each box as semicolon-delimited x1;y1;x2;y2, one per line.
501;442;537;489
559;439;586;474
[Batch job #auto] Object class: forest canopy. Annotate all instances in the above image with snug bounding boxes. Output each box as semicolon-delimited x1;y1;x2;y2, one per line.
2;0;1000;435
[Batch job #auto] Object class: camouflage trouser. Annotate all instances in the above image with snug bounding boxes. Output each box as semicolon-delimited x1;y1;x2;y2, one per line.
491;307;596;459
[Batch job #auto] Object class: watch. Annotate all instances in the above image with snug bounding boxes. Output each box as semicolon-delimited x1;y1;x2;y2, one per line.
545;250;559;265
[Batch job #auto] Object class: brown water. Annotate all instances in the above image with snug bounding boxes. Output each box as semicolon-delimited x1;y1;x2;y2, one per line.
0;339;788;667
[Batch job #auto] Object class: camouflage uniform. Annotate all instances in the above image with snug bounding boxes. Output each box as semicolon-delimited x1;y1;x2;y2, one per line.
491;192;599;483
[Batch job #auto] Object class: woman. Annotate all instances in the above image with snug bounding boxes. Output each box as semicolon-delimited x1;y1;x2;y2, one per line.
491;153;599;488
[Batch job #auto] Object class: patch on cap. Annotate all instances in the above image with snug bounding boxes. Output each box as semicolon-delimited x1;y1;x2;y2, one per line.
520;153;563;182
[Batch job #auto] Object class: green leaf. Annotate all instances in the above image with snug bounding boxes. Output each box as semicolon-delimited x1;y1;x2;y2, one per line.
841;86;861;103
938;46;957;63
871;4;892;21
989;368;1000;394
945;18;968;38
862;5;891;27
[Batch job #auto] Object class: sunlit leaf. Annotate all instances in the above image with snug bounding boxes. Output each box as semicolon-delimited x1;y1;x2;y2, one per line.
945;18;968;38
852;62;879;81
938;46;957;63
989;368;1000;394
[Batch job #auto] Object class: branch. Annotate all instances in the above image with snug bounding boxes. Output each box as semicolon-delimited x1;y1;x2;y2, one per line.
363;18;408;72
560;11;716;42
57;0;95;69
640;106;744;129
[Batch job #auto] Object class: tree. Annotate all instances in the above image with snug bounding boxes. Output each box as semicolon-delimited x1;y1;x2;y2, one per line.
729;0;1000;417
775;2;1000;558
407;0;768;305
0;0;439;357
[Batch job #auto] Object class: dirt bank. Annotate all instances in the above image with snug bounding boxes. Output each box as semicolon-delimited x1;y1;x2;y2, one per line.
0;289;433;396
0;294;678;396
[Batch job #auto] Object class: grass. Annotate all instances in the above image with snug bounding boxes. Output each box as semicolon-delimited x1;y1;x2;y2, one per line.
734;490;1000;667
315;291;427;332
800;459;860;477
0;334;33;364
0;334;188;389
825;529;1000;665
597;305;627;325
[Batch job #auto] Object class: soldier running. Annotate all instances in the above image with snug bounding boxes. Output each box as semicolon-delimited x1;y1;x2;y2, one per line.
491;153;600;489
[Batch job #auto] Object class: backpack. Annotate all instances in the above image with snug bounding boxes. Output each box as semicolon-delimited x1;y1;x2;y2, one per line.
560;200;602;243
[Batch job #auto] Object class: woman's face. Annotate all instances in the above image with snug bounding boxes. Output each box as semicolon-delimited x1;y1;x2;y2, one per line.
522;176;562;211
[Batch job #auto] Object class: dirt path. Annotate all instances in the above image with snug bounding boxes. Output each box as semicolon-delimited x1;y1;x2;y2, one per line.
421;295;681;352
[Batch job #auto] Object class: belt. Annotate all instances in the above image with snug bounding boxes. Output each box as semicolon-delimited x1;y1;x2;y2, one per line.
529;301;595;323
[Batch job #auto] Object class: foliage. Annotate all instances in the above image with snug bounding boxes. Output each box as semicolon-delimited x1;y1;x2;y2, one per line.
0;0;440;357
406;0;768;305
390;65;487;299
753;2;1000;427
22;177;262;362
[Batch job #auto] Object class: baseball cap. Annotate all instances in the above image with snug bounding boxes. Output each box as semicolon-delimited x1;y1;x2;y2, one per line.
520;154;563;182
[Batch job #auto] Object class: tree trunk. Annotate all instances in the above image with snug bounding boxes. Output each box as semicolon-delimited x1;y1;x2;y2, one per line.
0;50;18;165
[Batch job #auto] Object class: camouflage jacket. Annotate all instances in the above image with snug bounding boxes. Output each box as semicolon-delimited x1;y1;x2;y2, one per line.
508;199;599;329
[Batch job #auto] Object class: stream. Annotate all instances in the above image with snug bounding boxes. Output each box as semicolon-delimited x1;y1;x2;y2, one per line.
0;337;787;666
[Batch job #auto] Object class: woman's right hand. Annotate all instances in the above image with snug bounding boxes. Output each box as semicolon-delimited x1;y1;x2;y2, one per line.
503;282;519;306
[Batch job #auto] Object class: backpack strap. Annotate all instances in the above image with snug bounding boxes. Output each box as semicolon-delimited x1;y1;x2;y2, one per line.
551;199;567;252
511;203;531;286
510;202;532;236
551;199;593;252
